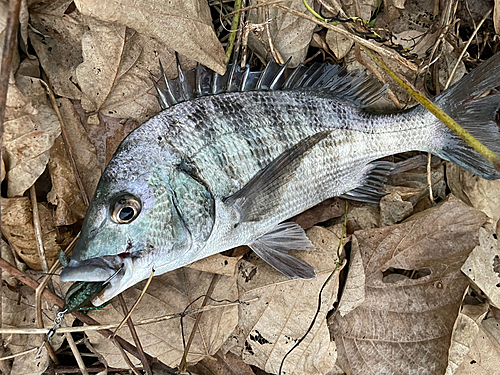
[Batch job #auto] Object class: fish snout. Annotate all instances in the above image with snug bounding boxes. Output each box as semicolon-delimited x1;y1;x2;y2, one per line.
59;256;124;283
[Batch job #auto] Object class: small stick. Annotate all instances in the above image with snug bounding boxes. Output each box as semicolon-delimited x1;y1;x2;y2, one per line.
113;267;155;336
179;273;220;372
118;294;152;375
445;7;492;89
64;332;89;375
274;4;418;71
0;299;255;335
427;153;434;205
222;0;287;20
29;185;49;273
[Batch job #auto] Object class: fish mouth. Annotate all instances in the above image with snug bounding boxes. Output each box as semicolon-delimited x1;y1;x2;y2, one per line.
60;254;147;307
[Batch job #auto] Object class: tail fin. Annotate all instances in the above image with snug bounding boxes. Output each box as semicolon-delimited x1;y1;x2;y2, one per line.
431;52;500;180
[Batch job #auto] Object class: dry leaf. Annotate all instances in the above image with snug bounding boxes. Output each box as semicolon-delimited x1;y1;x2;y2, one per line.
330;196;488;375
447;163;500;223
47;99;101;225
378;191;413;226
230;225;344;375
1;197;61;270
253;0;318;66
73;0;226;74
452;317;500;374
87;268;238;368
3;76;60;197
187;253;241;277
291;197;345;230
445;304;489;375
462;225;500;309
29;1;85;99
325;31;353;60
191;351;256;375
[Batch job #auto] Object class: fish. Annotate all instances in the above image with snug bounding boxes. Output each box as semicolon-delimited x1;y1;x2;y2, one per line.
60;53;500;307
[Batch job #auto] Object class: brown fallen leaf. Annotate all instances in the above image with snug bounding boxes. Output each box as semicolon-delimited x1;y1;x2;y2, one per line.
191;350;256;375
1;197;63;270
330;196;488;375
447;163;500;223
73;0;226;74
29;1;85;99
47;98;101;225
250;0;318;66
445;304;489;375
187;253;242;277
229;225;344;375
452;317;500;375
495;0;500;35
3;73;60;197
291;197;345;230
75;15;185;123
461;224;500;309
87;268;238;368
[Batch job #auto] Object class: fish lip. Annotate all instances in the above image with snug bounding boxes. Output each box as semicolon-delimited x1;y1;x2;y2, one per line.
59;255;125;283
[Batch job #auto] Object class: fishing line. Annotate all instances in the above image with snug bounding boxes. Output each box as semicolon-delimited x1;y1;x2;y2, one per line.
278;201;348;375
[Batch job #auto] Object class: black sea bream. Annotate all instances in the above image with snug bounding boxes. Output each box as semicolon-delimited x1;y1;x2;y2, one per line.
60;54;500;306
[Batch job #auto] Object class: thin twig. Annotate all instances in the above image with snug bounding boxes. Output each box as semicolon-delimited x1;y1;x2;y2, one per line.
0;348;37;361
112;337;142;375
444;7;492;89
274;4;418;71
118;294;152;375
64;332;89;375
179;273;221;372
225;0;243;63
0;258;176;373
265;5;284;63
39;78;90;206
0;299;254;335
29;185;49;273
113;267;155;336
427;153;434;205
29;185;59;363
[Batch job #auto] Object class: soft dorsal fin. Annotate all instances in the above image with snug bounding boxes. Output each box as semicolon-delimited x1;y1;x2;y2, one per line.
152;55;387;109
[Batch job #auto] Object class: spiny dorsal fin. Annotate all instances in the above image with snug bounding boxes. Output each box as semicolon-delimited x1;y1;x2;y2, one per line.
152;55;387;109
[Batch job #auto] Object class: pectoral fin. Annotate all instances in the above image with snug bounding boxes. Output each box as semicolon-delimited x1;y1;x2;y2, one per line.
224;131;331;222
249;222;316;279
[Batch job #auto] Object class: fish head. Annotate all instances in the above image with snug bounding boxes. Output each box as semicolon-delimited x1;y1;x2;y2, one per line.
60;131;215;306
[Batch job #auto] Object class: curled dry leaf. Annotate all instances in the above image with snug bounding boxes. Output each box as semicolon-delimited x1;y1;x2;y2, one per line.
87;268;238;368
330;196;488;375
249;0;318;66
29;0;85;99
461;224;500;309
229;225;345;375
47;98;101;225
74;15;196;124
3;76;60;197
452;317;500;375
445;304;489;375
73;0;226;74
495;0;500;35
447;163;500;223
378;191;413;226
1;197;62;270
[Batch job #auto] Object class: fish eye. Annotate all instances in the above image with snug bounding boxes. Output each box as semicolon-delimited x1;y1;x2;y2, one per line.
110;194;141;224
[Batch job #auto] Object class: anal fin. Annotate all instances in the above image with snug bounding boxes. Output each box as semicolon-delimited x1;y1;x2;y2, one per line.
340;161;395;204
249;222;316;279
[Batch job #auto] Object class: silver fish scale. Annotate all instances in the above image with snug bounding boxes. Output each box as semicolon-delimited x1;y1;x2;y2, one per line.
138;90;436;249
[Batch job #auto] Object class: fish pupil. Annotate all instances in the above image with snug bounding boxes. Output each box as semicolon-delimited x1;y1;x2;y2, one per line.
119;207;135;221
